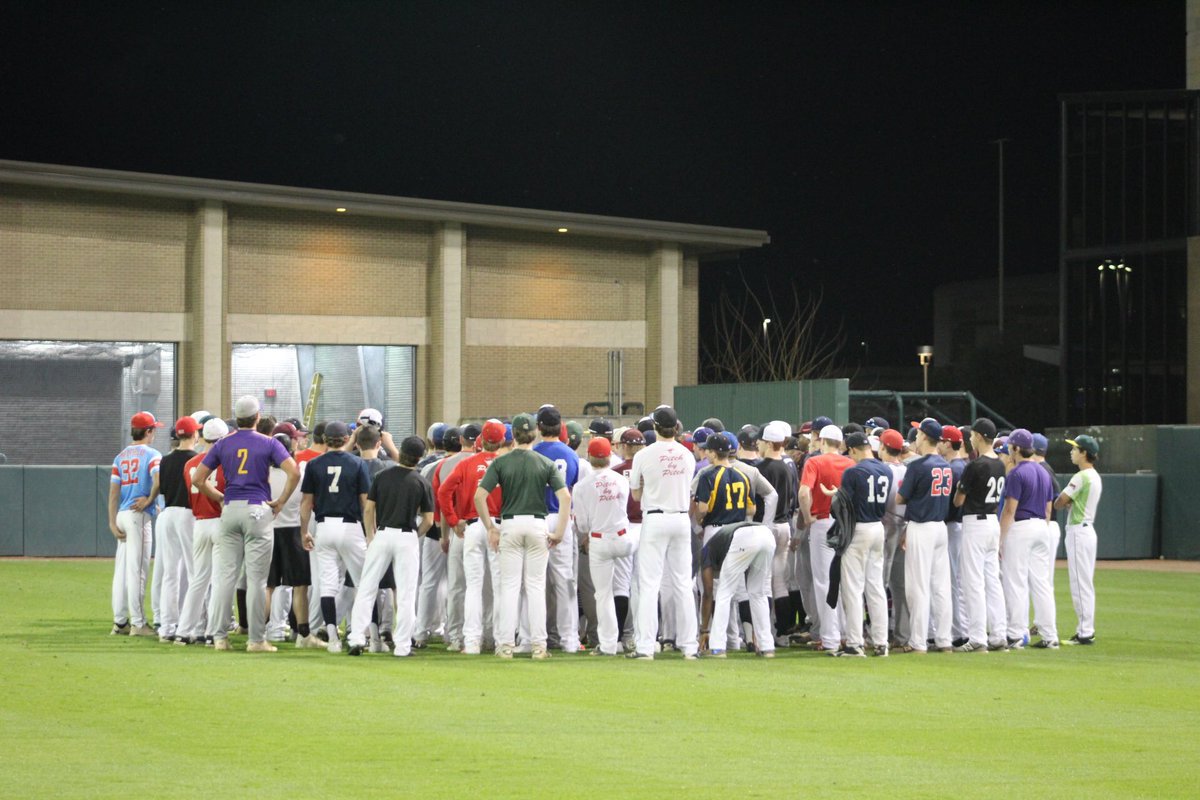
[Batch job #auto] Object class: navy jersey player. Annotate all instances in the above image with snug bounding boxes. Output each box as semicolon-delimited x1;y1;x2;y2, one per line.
533;406;582;652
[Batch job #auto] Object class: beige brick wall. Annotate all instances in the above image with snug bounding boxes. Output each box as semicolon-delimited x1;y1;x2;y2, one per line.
462;346;646;419
426;235;445;426
465;227;650;320
0;184;189;312
680;255;699;387
226;207;432;316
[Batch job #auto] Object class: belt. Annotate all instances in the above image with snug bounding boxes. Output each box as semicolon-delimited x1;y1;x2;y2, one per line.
379;527;417;534
317;516;350;523
973;514;990;520
645;509;687;515
501;514;544;520
590;529;627;538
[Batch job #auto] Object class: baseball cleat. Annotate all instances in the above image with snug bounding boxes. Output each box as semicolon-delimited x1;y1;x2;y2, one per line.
130;625;156;637
381;632;396;650
173;636;191;647
247;641;278;653
707;649;727;658
1032;639;1060;649
446;640;462;653
296;634;324;649
684;652;699;660
896;644;925;654
952;637;969;648
1065;634;1095;645
496;644;514;659
315;628;329;642
110;622;130;636
368;637;386;654
213;638;232;651
412;639;428;650
834;646;866;658
326;640;342;654
531;646;551;660
756;650;774;659
774;635;791;648
347;644;364;656
873;644;890;657
953;641;989;653
625;651;653;660
659;639;676;652
1006;637;1026;650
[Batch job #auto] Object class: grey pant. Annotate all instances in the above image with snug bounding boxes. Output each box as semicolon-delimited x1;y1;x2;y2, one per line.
206;500;275;644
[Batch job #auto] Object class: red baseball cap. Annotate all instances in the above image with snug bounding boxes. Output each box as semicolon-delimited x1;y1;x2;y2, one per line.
271;422;303;440
588;437;612;459
941;425;963;443
481;420;506;445
880;429;905;450
173;416;201;438
131;412;165;429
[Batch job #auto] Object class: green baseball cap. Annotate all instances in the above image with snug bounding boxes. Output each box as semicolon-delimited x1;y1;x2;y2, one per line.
1065;434;1099;456
512;413;536;434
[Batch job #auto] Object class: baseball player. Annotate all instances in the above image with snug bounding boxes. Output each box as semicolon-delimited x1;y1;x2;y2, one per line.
266;424;319;648
755;420;798;647
175;418;228;645
299;420;371;653
438;420;507;655
799;424;854;652
627;405;698;660
533;406;582;653
192;396;299;652
1055;434;1102;645
475;412;571;659
425;427;472;650
348;435;434;657
611;428;645;648
154;416;202;641
1031;433;1064;601
698;521;777;658
108;411;165;637
951;418;1008;652
936;425;968;646
895;418;954;654
821;430;893;657
999;428;1059;649
572;436;635;656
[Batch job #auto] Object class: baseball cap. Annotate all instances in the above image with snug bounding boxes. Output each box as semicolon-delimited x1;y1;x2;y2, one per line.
462;422;483;442
642;430;657;445
818;424;843;443
905;426;919;444
588;437;612;459
636;416;655;433
865;416;890;430
233;395;260;418
917;417;943;441
480;419;506;444
1031;433;1049;453
401;435;426;460
972;418;997;439
707;432;733;455
324;421;351;440
565;420;584;447
994;436;1010;455
799;421;813;435
588;417;614;437
652;406;678;429
504;423;513;443
619;428;646;445
130;411;165;429
880;429;905;451
358;408;383;427
536;406;561;427
762;420;790;443
941;425;963;444
271;422;303;440
843;422;865;435
512;413;536;435
1065;434;1100;456
812;416;834;433
427;422;447;447
173;416;200;438
721;431;739;451
701;417;725;433
737;426;760;449
202;417;229;441
1008;428;1034;450
691;426;713;446
845;431;871;449
190;409;212;423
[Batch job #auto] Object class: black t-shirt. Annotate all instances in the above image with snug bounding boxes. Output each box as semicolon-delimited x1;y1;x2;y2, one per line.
757;457;796;524
301;450;372;522
368;465;434;531
160;448;197;509
957;455;1008;515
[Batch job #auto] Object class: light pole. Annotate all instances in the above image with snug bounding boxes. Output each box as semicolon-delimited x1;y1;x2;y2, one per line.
917;345;933;393
762;317;771;341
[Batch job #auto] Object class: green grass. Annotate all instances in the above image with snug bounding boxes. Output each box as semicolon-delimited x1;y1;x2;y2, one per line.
0;561;1197;798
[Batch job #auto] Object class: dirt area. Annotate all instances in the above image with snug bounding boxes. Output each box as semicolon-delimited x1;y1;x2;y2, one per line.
1091;559;1200;573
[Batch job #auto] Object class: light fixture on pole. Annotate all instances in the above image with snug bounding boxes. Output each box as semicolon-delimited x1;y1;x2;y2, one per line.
917;345;933;393
762;317;772;340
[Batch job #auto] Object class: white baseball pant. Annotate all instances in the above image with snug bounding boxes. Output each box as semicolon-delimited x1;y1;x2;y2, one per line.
348;528;420;656
587;528;638;654
1065;522;1097;638
445;530;466;647
904;520;951;650
414;535;446;643
154;506;194;637
462;519;496;653
708;525;775;654
112;509;152;628
634;512;698;658
545;512;580;651
960;514;1007;647
807;517;843;650
1001;518;1058;643
495;516;550;649
840;521;888;649
945;520;967;641
316;519;366;601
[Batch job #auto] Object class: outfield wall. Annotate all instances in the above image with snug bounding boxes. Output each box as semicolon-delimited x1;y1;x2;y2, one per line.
0;466;1162;559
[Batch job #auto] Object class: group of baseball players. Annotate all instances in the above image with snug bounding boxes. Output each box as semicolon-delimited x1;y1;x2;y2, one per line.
107;398;1103;659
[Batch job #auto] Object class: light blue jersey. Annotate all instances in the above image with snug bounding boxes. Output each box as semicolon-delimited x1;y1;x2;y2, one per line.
111;444;162;513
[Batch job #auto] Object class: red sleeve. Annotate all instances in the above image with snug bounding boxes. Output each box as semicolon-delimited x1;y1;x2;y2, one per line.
800;456;818;489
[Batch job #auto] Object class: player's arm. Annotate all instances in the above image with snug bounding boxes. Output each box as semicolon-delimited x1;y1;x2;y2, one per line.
417;511;434;537
550;487;572;544
379;430;400;462
1053;474;1078;511
759;480;779;524
699;565;716;651
192;462;222;503
107;481;123;540
269;457;300;514
300;493;315;541
362;499;376;545
134;472;160;512
797;484;814;527
474;487;498;552
438;464;464;531
999;496;1019;544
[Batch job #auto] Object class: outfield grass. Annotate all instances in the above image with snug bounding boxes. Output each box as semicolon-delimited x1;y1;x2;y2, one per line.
0;560;1197;799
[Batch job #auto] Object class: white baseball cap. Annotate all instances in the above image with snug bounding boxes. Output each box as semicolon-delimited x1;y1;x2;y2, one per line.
818;424;843;443
358;408;383;427
762;420;790;443
233;395;260;418
202;418;230;441
190;409;212;422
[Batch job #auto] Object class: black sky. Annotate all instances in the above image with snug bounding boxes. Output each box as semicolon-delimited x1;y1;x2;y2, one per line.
1;1;1185;365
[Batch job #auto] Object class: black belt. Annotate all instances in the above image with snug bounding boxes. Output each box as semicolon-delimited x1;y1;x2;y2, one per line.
501;514;544;520
973;514;990;520
646;509;687;514
316;516;359;524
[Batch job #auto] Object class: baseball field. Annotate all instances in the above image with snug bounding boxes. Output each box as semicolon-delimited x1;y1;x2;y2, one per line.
1;560;1196;799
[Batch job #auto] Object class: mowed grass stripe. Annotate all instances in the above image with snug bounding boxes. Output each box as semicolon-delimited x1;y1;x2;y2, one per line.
0;561;1196;798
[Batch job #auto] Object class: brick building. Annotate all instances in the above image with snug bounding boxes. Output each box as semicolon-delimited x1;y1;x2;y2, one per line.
0;160;767;462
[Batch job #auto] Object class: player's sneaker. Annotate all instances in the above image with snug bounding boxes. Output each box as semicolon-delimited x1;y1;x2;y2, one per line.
951;637;969;648
987;640;1009;652
774;635;791;649
130;625;156;637
412;638;428;650
625;651;653;660
110;622;130;636
446;640;462;653
326;639;342;654
173;636;190;647
707;649;727;658
247;641;277;653
158;633;175;643
496;644;514;659
347;644;364;656
203;636;215;647
590;647;618;656
1006;637;1026;650
834;646;866;658
1065;634;1095;646
896;644;925;654
1032;638;1060;649
659;639;676;652
315;628;329;642
756;650;774;659
213;638;232;651
873;644;890;658
463;645;482;655
953;641;989;653
531;646;551;660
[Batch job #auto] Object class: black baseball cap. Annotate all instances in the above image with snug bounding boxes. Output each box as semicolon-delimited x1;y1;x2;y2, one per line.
400;435;426;460
845;431;871;449
461;423;483;441
971;418;997;439
325;421;350;440
812;416;834;432
536;406;561;427
701;417;725;433
652;406;678;429
707;431;733;455
737;426;760;449
637;416;655;433
589;417;613;436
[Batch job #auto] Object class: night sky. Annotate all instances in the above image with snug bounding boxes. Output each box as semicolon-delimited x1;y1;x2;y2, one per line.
1;1;1184;368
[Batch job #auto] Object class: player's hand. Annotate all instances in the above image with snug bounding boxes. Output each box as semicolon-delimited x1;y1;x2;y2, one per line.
454;521;467;537
698;632;709;652
579;536;589;554
788;538;798;552
302;532;315;551
110;523;125;541
548;533;563;548
440;535;450;555
819;483;837;497
487;525;500;552
267;499;284;516
132;496;152;512
900;532;907;552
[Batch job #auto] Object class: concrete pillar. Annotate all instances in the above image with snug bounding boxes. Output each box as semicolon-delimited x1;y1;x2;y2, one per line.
1189;236;1200;424
658;243;681;406
440;222;464;423
182;201;227;417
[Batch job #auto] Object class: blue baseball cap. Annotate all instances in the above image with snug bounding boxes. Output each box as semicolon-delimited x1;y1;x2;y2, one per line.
692;426;714;446
994;436;1010;455
812;416;834;432
1031;433;1049;453
504;423;513;443
642;430;657;445
722;431;739;451
865;416;890;430
917;417;942;441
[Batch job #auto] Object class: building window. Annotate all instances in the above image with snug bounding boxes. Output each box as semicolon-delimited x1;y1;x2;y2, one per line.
230;344;416;436
0;340;176;466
